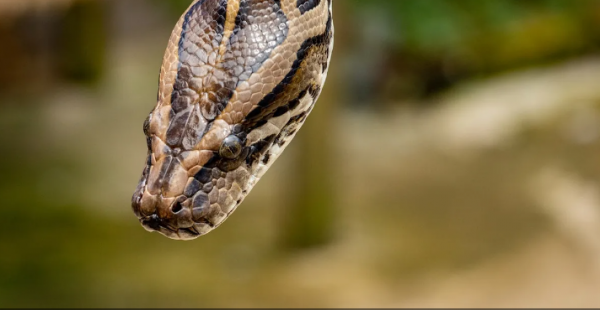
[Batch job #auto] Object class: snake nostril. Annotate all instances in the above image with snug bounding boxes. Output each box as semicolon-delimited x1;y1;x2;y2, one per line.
171;202;183;214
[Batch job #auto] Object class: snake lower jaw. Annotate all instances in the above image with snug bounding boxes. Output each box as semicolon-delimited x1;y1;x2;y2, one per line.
140;214;202;241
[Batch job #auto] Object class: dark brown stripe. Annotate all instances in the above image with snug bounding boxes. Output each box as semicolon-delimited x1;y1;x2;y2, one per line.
246;134;277;166
167;0;291;149
241;13;333;131
297;0;322;14
224;0;289;83
167;0;229;148
147;156;173;194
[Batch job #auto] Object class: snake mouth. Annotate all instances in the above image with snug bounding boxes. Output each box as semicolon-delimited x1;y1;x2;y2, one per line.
140;214;200;241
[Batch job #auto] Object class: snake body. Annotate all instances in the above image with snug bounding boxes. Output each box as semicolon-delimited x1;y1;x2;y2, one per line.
131;0;334;240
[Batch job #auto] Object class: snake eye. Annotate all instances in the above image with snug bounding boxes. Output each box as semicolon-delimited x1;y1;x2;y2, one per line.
219;135;243;159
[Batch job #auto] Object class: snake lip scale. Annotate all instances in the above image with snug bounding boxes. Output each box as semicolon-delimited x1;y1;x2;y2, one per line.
131;0;334;240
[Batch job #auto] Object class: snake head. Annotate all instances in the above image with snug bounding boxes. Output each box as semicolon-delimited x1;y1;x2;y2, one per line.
131;0;333;240
131;114;276;240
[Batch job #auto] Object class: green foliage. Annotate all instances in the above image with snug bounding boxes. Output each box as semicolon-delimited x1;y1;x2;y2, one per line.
346;0;600;101
350;0;597;54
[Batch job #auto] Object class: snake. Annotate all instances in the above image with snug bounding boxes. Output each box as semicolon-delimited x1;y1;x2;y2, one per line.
131;0;334;240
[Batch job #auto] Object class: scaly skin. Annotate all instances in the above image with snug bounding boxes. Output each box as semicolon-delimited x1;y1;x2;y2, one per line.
132;0;334;240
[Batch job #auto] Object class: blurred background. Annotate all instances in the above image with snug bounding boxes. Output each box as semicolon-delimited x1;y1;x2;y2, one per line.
1;0;600;307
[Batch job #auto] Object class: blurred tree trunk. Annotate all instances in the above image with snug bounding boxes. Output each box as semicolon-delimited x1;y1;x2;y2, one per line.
279;1;348;250
58;0;107;84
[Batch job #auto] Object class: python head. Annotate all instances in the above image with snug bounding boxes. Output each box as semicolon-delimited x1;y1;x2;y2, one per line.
131;0;334;240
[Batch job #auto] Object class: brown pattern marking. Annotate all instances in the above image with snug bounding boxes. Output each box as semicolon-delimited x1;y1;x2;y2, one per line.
201;0;330;142
242;15;332;132
164;0;290;151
